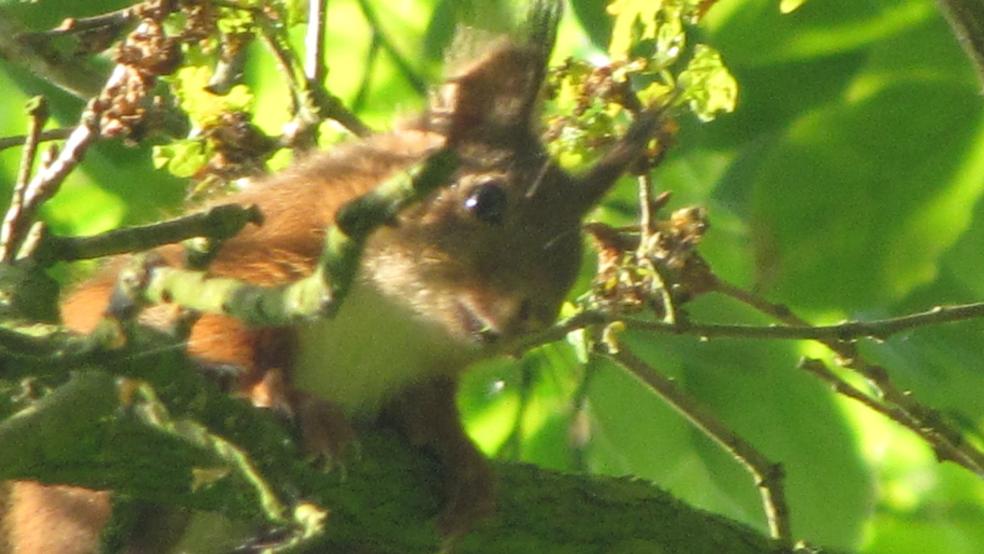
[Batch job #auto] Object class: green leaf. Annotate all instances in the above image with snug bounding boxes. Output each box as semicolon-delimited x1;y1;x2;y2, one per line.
748;17;983;310
570;0;614;47
779;0;808;14
677;44;737;121
704;0;934;66
170;66;254;128
152;140;208;179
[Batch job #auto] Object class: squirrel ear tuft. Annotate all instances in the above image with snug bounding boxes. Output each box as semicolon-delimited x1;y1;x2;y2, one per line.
425;0;562;147
432;43;543;145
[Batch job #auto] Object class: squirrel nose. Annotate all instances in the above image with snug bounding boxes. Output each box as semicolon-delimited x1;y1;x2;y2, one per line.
514;297;557;334
460;293;559;344
517;298;533;324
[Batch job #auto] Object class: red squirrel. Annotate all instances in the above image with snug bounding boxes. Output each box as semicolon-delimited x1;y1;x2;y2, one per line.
1;25;655;554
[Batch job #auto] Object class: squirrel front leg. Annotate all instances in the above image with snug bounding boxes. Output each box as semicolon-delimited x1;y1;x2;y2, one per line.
382;375;494;538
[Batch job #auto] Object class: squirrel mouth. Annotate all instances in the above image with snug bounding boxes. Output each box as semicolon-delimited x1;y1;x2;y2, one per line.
454;301;501;346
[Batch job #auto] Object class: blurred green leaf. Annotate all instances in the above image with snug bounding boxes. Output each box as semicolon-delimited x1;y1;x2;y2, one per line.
569;0;613;47
779;0;809;14
748;18;983;311
153;140;208;179
678;44;738;121
171;66;254;128
705;0;934;66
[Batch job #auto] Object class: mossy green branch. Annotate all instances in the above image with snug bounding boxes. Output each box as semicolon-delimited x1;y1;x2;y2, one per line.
0;366;783;554
324;148;458;313
31;204;263;266
140;149;459;325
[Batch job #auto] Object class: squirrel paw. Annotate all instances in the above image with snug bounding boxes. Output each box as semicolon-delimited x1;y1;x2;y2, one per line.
437;450;496;539
246;369;358;472
291;390;359;473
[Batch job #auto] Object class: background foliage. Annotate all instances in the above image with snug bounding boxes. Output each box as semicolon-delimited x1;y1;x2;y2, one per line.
1;0;983;552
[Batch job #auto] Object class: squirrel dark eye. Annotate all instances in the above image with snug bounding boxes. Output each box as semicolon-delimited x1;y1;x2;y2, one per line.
464;180;508;225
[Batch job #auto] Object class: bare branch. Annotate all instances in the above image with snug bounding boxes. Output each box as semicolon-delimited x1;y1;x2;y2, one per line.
0;11;105;98
712;279;984;476
516;299;984;350
509;285;984;478
1;98;49;263
0;77;107;261
304;0;329;86
31;204;263;266
936;0;984;83
604;346;792;545
254;11;371;140
0;128;72;152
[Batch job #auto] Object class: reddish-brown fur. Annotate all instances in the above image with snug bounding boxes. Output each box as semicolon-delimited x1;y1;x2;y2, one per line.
2;39;643;551
3;130;459;553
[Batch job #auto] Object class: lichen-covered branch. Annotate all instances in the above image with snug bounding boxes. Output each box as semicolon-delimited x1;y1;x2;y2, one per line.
139;149;458;325
31;203;262;266
0;358;781;554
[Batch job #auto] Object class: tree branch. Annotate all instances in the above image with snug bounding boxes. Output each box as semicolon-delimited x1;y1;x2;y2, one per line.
304;0;329;86
0;10;106;99
0;128;71;153
604;346;792;545
138;149;457;325
0;359;783;553
936;0;984;83
30;203;263;266
711;279;984;476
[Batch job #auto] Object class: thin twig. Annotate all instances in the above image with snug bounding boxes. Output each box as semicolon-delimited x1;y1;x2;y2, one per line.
712;279;984;476
0;10;105;98
797;358;919;432
206;32;252;95
508;288;984;476
936;0;984;83
39;6;138;36
255;21;304;118
304;0;329;86
604;346;792;545
255;13;370;139
0;128;73;152
637;173;656;238
0;63;119;261
352;37;382;112
513;299;984;352
31;204;263;265
2;98;49;263
496;357;535;461
568;358;598;473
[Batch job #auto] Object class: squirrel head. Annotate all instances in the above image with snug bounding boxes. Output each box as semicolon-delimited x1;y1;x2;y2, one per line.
362;36;651;350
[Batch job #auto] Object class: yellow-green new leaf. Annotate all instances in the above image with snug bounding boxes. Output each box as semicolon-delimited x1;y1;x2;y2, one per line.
677;44;737;121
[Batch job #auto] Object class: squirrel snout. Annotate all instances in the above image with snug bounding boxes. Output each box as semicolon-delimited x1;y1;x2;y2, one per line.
456;293;559;345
